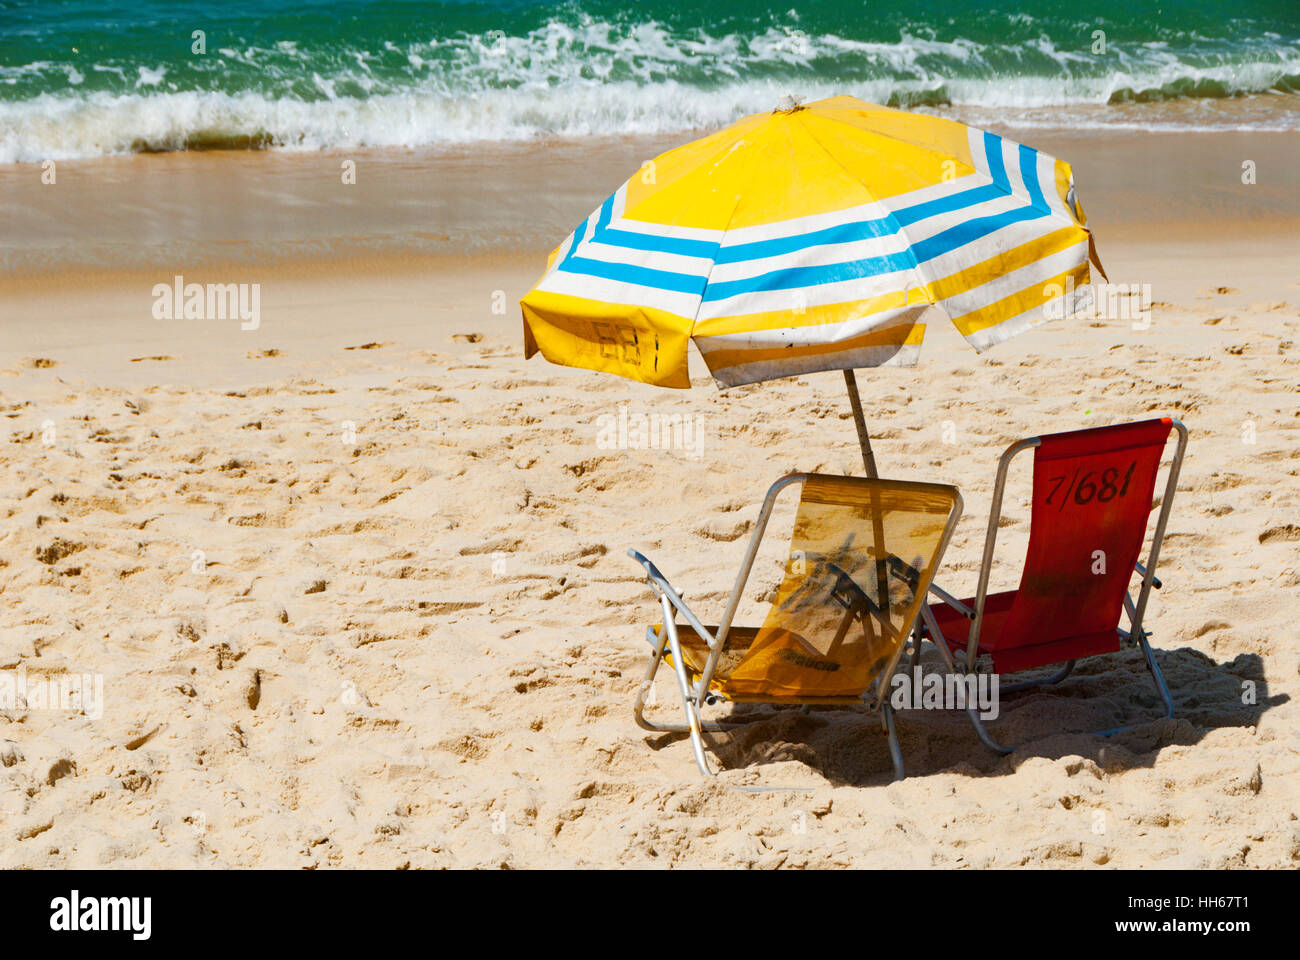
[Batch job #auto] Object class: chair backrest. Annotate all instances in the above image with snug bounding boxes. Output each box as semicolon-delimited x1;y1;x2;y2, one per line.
722;475;961;700
997;418;1174;649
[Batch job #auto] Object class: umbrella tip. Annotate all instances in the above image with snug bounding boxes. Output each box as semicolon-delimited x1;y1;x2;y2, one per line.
775;93;805;113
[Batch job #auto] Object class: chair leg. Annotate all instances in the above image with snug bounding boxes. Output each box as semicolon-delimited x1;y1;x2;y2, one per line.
1000;659;1075;693
1141;631;1176;719
657;605;716;776
1093;630;1175;737
909;621;923;673
880;699;905;780
632;626;669;733
682;701;715;777
921;607;1013;755
634;626;735;731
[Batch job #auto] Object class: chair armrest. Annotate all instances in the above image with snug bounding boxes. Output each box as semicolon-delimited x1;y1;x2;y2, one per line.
928;581;975;618
1134;560;1162;590
627;549;718;647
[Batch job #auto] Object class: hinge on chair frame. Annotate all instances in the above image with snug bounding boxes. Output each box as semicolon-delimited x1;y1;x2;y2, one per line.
1119;627;1150;647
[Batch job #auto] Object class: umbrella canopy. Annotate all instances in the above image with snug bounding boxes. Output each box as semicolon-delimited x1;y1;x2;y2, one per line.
520;94;1101;473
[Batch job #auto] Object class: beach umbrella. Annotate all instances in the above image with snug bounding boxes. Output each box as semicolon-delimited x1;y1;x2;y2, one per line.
520;94;1103;476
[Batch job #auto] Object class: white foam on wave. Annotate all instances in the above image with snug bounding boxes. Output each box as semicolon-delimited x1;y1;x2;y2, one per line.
2;16;1298;162
3;75;1298;164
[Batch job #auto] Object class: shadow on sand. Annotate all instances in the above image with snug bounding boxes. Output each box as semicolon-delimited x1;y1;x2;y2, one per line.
642;647;1285;787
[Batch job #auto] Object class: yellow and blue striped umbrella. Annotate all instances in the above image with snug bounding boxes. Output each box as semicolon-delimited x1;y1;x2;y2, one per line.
520;94;1101;468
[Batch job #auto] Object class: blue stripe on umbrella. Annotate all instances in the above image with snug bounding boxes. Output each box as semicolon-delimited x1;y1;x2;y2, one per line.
556;132;1050;299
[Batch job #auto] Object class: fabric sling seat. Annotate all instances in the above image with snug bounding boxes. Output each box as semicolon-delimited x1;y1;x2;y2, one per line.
918;417;1189;752
629;473;962;779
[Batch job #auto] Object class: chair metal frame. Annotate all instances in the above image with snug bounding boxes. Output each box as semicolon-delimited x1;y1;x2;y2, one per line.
920;420;1189;753
628;473;963;779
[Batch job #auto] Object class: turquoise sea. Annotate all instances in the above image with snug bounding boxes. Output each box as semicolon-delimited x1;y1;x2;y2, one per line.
2;0;1299;161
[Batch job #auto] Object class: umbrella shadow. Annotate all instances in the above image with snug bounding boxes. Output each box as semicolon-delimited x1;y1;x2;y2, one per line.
643;648;1285;787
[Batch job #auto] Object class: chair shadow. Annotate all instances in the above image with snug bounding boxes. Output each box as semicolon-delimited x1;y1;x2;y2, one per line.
642;648;1286;788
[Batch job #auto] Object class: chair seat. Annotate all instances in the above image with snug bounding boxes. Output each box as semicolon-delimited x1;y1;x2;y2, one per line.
654;623;874;704
925;591;1122;673
660;622;756;682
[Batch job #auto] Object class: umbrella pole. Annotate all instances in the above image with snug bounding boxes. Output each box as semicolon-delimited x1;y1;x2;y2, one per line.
842;369;892;627
843;369;878;478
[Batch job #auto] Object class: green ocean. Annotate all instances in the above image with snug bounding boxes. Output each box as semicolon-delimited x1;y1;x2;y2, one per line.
2;0;1299;161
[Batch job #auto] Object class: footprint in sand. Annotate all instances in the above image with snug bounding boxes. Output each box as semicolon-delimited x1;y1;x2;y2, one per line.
34;538;83;565
124;724;165;751
1258;524;1300;544
45;758;76;786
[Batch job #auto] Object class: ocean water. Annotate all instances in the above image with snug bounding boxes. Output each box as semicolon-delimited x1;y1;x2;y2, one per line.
2;0;1299;162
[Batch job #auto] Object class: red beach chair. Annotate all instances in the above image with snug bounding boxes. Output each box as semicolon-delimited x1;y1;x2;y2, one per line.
917;418;1188;752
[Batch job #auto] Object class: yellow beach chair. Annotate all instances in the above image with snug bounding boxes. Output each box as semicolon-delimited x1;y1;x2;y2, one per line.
628;474;962;779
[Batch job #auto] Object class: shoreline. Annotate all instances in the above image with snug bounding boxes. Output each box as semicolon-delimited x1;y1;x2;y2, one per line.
3;124;1298;280
4;89;1298;166
2;121;1296;391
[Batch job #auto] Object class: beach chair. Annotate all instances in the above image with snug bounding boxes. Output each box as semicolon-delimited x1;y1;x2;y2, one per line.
628;474;963;779
916;418;1189;752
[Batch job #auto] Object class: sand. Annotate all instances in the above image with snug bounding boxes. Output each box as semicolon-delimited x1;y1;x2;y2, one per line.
1;129;1298;868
